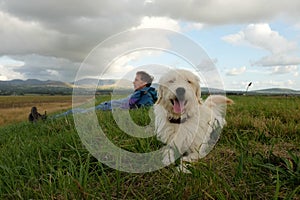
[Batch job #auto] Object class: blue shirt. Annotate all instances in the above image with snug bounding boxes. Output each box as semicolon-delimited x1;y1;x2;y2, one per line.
94;86;157;110
129;86;157;109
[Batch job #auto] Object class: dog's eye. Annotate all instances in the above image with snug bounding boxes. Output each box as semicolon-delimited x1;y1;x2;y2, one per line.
168;80;175;83
187;80;192;84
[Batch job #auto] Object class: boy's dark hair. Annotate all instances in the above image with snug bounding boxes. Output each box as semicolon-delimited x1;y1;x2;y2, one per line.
136;71;154;87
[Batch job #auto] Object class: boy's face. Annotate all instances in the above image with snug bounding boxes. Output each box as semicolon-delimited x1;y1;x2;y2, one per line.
133;74;147;90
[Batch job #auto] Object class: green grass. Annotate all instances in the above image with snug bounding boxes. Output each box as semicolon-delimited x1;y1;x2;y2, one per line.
0;95;299;199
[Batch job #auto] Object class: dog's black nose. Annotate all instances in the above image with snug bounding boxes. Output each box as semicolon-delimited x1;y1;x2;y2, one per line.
176;87;185;101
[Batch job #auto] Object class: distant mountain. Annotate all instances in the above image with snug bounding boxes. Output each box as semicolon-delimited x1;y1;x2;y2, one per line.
0;79;71;95
0;79;68;87
72;78;117;86
201;87;226;94
253;88;300;95
226;88;300;95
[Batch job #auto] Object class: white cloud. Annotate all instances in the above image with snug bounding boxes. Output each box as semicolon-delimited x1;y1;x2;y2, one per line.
0;2;144;62
134;16;181;32
101;53;140;79
222;23;298;54
0;64;25;80
0;56;25;80
260;79;295;88
0;55;24;67
253;54;300;66
271;65;298;75
226;66;246;76
145;0;300;24
46;69;59;76
183;22;205;31
144;0;155;5
222;32;246;45
0;11;67;57
75;28;177;82
223;23;300;69
10;54;80;82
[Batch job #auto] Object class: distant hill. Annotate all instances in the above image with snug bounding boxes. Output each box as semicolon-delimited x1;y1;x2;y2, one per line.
226;88;300;96
0;79;71;95
253;88;300;95
0;78;122;95
1;78;300;96
201;87;226;94
72;78;117;86
0;79;68;87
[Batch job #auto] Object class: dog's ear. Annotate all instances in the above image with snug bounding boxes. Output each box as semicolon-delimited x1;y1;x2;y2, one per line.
156;85;163;104
195;78;202;105
196;86;202;105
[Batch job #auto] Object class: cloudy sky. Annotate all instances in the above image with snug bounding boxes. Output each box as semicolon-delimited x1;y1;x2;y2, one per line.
0;0;300;91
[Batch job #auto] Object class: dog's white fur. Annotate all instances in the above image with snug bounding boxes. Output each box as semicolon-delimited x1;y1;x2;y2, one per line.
154;69;233;171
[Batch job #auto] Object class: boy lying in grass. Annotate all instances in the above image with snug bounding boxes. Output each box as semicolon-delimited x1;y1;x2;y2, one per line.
54;71;157;118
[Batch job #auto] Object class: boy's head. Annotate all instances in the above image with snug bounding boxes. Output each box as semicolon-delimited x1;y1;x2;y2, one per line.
133;71;154;90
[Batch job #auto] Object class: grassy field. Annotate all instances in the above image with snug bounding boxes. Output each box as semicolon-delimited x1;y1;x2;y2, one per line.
0;95;299;199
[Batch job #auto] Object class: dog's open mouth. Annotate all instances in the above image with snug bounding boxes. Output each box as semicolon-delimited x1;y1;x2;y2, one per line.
171;98;187;114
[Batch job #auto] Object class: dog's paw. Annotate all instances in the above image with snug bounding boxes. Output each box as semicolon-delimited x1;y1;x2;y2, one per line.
176;159;192;174
176;164;192;174
162;148;175;166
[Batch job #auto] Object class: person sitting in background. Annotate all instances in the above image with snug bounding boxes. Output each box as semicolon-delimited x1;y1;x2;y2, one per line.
53;71;157;117
28;107;47;122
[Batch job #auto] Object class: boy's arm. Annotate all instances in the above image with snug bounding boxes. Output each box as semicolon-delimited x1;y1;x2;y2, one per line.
128;91;141;108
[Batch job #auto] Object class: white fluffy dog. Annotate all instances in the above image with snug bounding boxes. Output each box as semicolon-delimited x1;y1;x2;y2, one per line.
154;69;233;172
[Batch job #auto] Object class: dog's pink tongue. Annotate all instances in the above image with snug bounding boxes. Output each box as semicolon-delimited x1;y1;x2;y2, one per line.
173;100;185;114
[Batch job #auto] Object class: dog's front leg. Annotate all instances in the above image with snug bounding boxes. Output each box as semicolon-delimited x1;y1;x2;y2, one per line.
162;131;193;165
162;146;176;165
